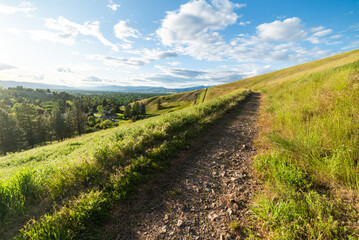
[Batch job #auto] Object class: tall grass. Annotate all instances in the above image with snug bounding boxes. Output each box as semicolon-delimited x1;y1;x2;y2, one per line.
3;89;249;239
250;61;359;238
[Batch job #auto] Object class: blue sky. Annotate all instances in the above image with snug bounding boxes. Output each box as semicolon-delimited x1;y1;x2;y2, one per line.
0;0;358;88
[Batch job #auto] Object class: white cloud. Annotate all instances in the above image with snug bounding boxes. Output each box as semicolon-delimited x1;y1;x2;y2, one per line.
87;49;177;68
88;55;147;68
239;21;250;26
107;0;121;11
83;76;103;82
31;16;119;51
155;2;328;64
326;41;342;45
130;63;272;88
307;27;333;44
155;0;245;61
349;23;359;31
341;40;359;50
310;26;325;32
57;67;73;73
0;63;16;70
154;0;334;66
313;29;332;37
168;61;181;66
156;0;240;46
330;34;342;39
29;30;75;45
6;27;23;36
119;43;133;50
257;17;307;41
114;20;140;42
0;1;36;14
155;65;205;78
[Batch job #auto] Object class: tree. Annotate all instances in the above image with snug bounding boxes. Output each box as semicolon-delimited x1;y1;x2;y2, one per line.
49;105;66;141
110;108;116;116
123;104;131;119
35;113;49;145
157;98;162;110
0;108;22;155
132;102;140;118
13;102;37;148
97;105;104;115
64;107;75;138
139;103;146;115
72;100;87;136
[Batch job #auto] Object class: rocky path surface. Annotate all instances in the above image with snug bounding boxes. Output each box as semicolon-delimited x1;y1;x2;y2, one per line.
102;93;260;240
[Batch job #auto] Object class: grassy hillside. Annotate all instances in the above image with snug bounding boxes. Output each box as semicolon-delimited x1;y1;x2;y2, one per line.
140;48;359;238
2;48;359;239
249;59;359;239
142;88;206;115
0;89;250;239
142;49;359;115
223;49;359;239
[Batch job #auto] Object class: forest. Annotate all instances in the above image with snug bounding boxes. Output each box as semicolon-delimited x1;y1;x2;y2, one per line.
0;86;158;155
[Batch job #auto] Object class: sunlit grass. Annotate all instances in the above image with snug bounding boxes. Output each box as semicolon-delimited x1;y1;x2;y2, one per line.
249;59;359;239
2;89;249;239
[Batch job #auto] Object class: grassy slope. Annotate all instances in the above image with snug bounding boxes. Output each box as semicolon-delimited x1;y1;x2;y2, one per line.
2;49;359;239
142;48;359;238
143;49;359;114
143;89;206;115
0;89;250;239
229;49;359;239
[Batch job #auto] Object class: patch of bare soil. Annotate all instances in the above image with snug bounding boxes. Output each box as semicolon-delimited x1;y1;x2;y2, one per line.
102;93;260;240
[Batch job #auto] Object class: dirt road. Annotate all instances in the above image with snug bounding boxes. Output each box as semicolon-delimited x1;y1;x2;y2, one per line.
102;93;260;240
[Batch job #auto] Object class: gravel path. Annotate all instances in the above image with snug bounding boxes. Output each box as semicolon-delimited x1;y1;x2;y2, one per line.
102;92;260;240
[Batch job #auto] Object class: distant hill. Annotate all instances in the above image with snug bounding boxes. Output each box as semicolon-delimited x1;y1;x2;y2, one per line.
0;80;73;90
87;85;211;93
0;80;210;93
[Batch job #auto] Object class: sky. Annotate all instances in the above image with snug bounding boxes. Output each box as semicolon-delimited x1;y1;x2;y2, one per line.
0;0;358;88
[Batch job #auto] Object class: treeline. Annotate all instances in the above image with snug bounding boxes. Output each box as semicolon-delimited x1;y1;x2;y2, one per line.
0;101;87;155
0;87;153;155
123;102;146;120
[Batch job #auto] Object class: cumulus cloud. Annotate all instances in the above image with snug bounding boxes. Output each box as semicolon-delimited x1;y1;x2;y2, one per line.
155;1;329;64
0;63;16;70
107;0;120;11
257;17;307;41
156;0;240;46
30;16;118;51
0;1;36;14
155;0;245;61
114;20;140;42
